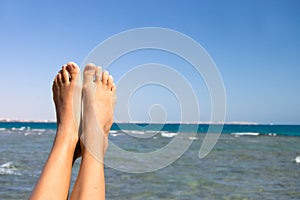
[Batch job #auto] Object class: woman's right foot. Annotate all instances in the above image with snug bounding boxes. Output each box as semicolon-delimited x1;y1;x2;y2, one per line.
52;62;81;146
31;62;82;200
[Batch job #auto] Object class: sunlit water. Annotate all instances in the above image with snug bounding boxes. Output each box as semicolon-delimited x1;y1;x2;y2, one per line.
0;124;299;199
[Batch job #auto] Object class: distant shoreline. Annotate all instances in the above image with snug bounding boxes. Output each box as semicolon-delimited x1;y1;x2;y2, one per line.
0;119;299;125
0;119;55;123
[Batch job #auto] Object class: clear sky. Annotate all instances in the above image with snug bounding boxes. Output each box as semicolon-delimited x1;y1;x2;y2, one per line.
0;0;299;124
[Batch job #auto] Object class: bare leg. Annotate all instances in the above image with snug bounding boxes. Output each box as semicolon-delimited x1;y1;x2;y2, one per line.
70;63;116;200
30;62;81;200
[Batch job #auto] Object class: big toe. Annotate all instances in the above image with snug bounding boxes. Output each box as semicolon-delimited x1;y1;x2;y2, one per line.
66;62;80;82
95;66;103;83
84;63;97;83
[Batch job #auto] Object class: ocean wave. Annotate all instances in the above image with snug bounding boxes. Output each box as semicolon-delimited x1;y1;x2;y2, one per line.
161;132;177;138
231;132;260;137
0;162;21;175
11;126;30;131
109;130;118;134
189;136;198;140
110;133;125;137
119;130;147;135
295;156;300;164
126;130;146;135
31;128;47;132
122;130;160;139
109;130;125;137
119;129;162;134
144;130;160;134
24;131;44;136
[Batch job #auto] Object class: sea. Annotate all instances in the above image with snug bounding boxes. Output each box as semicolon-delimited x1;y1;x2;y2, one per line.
0;122;299;200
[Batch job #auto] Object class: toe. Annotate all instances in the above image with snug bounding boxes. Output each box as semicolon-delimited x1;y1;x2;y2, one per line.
84;63;97;83
66;62;80;82
61;67;70;84
111;83;117;92
102;71;109;85
57;71;63;86
95;66;103;83
107;75;114;90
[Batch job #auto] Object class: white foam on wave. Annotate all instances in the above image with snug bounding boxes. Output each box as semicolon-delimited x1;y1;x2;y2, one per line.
110;133;125;137
189;136;198;140
145;130;160;134
120;130;161;135
0;128;6;131
122;130;158;139
0;162;21;175
161;132;177;138
24;131;45;136
129;130;146;135
11;126;29;131
109;131;125;137
232;132;260;137
31;129;46;132
295;156;300;164
120;130;147;136
109;130;118;134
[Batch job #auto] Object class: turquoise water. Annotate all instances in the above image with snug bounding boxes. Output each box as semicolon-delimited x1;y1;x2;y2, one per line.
0;122;299;199
0;122;299;136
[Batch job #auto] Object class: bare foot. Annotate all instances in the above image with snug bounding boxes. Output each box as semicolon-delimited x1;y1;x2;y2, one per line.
30;63;82;200
80;63;116;162
52;62;81;145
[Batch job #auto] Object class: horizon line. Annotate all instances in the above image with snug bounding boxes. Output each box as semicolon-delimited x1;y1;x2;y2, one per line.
0;118;299;125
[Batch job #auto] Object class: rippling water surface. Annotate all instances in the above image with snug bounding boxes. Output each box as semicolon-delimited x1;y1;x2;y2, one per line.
0;124;299;199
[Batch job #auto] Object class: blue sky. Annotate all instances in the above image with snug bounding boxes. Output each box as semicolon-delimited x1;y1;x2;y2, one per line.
0;0;299;124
